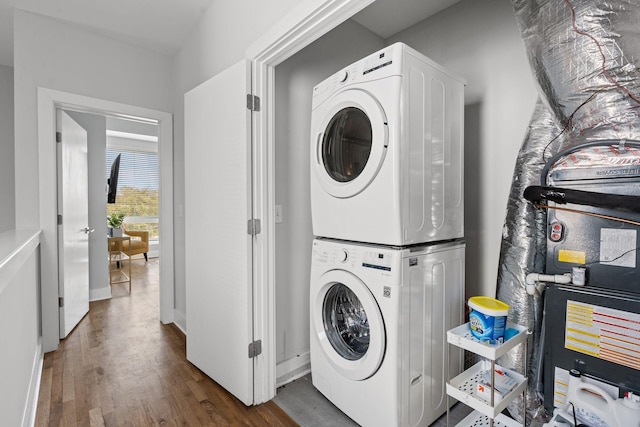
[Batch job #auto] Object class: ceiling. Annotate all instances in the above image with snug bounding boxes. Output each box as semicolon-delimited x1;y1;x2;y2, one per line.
0;0;462;68
0;0;215;67
352;0;462;39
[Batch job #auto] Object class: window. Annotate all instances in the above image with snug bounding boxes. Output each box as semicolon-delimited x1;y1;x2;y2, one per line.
106;139;159;240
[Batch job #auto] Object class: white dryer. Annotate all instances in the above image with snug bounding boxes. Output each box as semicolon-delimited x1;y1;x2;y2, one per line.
309;42;465;246
309;238;465;427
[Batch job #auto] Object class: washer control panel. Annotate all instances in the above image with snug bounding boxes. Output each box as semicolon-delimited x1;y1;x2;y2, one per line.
312;239;394;272
362;251;392;272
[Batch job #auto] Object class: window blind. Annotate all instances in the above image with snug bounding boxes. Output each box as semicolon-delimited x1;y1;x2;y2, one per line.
106;148;159;218
106;149;158;191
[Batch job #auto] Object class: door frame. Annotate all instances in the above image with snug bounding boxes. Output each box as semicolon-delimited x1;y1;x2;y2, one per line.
246;0;374;403
37;88;174;352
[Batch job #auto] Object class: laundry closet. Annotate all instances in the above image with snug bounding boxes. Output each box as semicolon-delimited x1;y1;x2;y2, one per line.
272;0;536;399
272;12;470;427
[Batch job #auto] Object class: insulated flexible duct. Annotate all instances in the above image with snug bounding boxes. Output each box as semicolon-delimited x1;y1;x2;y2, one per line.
496;99;565;421
498;0;640;421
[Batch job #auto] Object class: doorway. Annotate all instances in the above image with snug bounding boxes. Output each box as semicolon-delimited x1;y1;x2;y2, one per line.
37;88;174;352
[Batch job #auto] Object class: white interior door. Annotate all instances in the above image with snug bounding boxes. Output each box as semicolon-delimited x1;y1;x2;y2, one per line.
184;60;255;406
57;110;91;338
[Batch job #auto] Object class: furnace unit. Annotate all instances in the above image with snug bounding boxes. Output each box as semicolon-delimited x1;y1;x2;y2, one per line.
532;142;640;412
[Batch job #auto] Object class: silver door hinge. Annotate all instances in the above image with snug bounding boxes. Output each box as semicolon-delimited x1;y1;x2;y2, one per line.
248;340;262;358
247;219;261;236
246;94;261;111
58;297;64;307
56;132;62;143
57;214;63;225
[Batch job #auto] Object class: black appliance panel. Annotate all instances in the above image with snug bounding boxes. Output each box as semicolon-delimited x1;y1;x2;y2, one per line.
545;173;640;294
543;284;640;412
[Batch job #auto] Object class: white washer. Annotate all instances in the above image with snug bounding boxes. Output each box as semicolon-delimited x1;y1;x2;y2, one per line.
310;42;466;246
310;238;465;427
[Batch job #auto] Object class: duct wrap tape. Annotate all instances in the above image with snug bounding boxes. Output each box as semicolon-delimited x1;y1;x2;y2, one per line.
499;0;640;422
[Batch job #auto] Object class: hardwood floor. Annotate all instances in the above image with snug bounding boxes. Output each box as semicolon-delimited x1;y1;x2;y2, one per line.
35;258;298;427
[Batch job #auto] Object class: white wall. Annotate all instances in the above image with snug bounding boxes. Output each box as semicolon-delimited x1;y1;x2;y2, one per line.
66;111;111;301
388;0;538;298
273;20;384;375
0;65;14;232
172;0;301;329
13;10;174;229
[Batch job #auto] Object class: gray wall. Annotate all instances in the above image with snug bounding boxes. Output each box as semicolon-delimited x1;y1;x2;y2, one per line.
0;65;14;232
388;0;538;298
274;20;384;376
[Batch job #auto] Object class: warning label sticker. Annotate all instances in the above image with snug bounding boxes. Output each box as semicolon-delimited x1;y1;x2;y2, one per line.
565;300;640;370
600;228;637;268
558;249;586;264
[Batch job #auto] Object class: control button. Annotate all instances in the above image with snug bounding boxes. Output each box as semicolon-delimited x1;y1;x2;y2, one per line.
549;221;564;242
338;70;349;83
339;249;349;263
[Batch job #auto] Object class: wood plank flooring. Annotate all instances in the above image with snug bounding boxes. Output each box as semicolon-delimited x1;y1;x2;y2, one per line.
35;258;298;427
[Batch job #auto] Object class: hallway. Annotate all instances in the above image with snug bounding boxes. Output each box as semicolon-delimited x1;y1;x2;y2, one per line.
35;258;297;426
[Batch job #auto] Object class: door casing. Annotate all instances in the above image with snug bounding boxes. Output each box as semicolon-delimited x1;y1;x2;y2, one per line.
246;0;375;403
37;88;174;352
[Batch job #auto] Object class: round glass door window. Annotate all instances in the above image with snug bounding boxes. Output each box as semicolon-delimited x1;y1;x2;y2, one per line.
322;283;370;360
322;107;372;183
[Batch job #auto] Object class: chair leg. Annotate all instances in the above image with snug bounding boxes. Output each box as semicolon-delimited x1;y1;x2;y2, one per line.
144;253;148;262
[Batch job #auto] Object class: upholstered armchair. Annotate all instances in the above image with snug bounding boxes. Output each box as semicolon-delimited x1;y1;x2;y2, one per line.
123;225;149;261
109;225;149;261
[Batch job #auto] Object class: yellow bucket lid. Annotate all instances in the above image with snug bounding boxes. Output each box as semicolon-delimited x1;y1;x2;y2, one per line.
468;296;510;316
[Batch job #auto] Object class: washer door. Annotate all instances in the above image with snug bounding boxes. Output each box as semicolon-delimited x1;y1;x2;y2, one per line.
312;269;385;380
312;89;388;199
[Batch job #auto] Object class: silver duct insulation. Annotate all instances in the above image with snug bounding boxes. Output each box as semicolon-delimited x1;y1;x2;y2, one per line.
496;99;565;421
497;0;640;421
512;0;640;144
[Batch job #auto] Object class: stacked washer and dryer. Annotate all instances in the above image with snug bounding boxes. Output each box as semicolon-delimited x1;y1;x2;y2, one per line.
308;42;467;427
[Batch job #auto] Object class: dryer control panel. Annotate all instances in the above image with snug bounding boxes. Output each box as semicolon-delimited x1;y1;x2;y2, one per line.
311;44;404;109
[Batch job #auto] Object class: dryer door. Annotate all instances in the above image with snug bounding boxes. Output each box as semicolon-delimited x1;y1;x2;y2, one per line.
312;89;388;198
312;269;385;380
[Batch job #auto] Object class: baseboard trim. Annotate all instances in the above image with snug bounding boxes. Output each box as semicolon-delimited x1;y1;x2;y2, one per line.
173;309;186;335
89;285;112;302
276;351;311;388
23;337;43;427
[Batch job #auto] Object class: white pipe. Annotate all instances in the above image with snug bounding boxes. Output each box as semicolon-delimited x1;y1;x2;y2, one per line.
525;273;572;296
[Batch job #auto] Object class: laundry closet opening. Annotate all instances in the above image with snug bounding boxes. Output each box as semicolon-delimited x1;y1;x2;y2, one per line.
271;12;472;426
273;20;386;388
